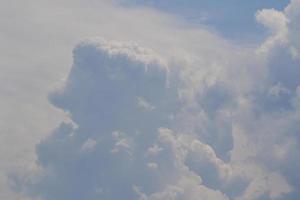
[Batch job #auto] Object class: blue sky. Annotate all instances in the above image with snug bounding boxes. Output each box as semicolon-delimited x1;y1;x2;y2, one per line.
123;0;289;41
0;0;300;200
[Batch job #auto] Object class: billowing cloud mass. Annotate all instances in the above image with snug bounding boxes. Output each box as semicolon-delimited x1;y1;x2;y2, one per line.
9;0;300;200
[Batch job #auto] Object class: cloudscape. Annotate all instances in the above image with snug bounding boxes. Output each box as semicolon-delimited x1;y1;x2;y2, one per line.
1;0;300;199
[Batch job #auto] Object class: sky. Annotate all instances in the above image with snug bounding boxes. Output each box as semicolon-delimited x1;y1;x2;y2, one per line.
122;0;289;41
0;0;300;200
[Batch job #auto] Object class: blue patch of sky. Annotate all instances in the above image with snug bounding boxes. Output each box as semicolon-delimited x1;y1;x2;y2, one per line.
121;0;289;44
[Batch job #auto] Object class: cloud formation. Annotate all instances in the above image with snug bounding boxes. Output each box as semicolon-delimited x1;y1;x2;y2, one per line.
9;0;300;200
19;38;232;199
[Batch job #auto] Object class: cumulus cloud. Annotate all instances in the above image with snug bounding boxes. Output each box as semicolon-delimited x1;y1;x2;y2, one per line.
16;37;236;200
256;0;300;59
8;0;300;200
256;8;289;54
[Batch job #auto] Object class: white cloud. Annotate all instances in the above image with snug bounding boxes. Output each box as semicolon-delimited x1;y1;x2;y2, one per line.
81;138;98;152
256;8;289;55
17;38;237;200
137;97;156;111
147;162;159;171
256;0;300;59
147;144;163;156
2;0;300;200
18;33;295;199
